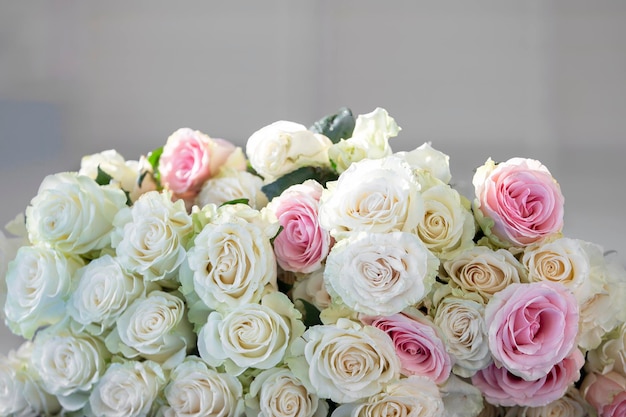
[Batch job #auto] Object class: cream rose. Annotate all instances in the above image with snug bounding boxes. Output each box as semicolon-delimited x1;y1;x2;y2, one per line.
162;357;244;417
0;230;25;319
198;292;305;376
318;155;423;239
522;237;591;300
89;360;165;417
246;121;332;183
79;149;140;195
324;231;439;316
443;245;526;303
332;376;444;417
395;142;452;184
414;182;476;259
433;295;492;377
111;190;192;284
328;107;399;172
586;322;626;376
32;326;110;411
287;318;400;404
182;207;278;313
67;254;147;336
519;393;587;417
105;290;195;370
195;167;268;209
26;172;128;255
246;367;328;417
4;245;83;339
292;269;332;312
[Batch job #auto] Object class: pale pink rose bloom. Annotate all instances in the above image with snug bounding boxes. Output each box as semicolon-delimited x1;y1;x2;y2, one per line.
473;158;564;247
268;180;332;274
485;281;579;380
581;371;626;417
159;128;239;199
472;349;584;407
361;310;452;385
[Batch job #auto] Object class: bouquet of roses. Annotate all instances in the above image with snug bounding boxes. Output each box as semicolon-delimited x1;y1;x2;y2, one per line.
2;106;626;417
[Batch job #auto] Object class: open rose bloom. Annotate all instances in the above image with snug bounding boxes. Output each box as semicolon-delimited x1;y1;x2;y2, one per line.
2;107;626;417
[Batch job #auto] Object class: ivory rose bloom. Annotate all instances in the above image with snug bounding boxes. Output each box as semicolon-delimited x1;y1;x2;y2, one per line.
581;371;626;417
246;121;332;183
159;128;244;199
195;167;268;209
32;326;110;411
414;182;475;259
67;255;147;336
162;357;244;417
198;292;305;376
79;149;140;195
89;360;165;417
361;310;452;384
268;180;332;274
291;269;332;312
396;142;452;184
287;318;401;404
331;376;444;417
328;107;399;172
26;172;128;255
473;158;564;247
105;290;195;370
4;245;83;339
324;231;439;316
517;392;588;417
485;282;579;380
472;349;584;407
318;155;424;238
111;190;192;283
433;295;491;377
246;367;328;417
443;246;526;303
586;322;626;376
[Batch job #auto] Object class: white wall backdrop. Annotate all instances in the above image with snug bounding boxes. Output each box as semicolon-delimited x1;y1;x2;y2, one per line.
1;0;625;350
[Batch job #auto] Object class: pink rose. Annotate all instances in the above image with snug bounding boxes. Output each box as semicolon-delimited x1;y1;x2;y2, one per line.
473;157;564;247
485;281;579;380
361;310;452;384
472;349;584;407
581;371;626;417
159;128;240;199
268;180;332;274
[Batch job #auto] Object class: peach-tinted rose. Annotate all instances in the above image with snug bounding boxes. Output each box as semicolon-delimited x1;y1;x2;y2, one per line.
473;158;564;247
581;371;626;417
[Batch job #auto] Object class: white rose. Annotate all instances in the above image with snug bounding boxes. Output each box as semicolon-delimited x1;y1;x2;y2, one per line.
182;209;278;313
246;121;332;183
26;172;128;255
246;367;328;417
79;149;140;195
112;190;192;283
433;295;492;377
522;238;591;302
0;229;26;319
328;107;399;173
414;182;475;259
442;246;527;303
519;395;586;417
162;357;244;417
4;245;84;339
586;322;626;375
195;167;268;209
332;376;444;417
0;341;61;416
287;318;401;404
292;269;332;312
396;142;452;184
324;231;439;316
318;155;424;239
67;254;147;336
577;242;626;351
440;374;485;417
105;290;195;370
198;292;305;376
88;360;165;417
32;326;110;411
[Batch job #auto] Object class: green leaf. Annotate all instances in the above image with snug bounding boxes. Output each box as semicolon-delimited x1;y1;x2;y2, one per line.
147;146;164;187
261;166;338;201
95;166;114;186
309;107;355;144
219;198;250;207
296;298;322;328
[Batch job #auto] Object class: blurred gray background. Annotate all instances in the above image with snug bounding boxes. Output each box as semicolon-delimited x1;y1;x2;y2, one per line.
1;1;625;351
